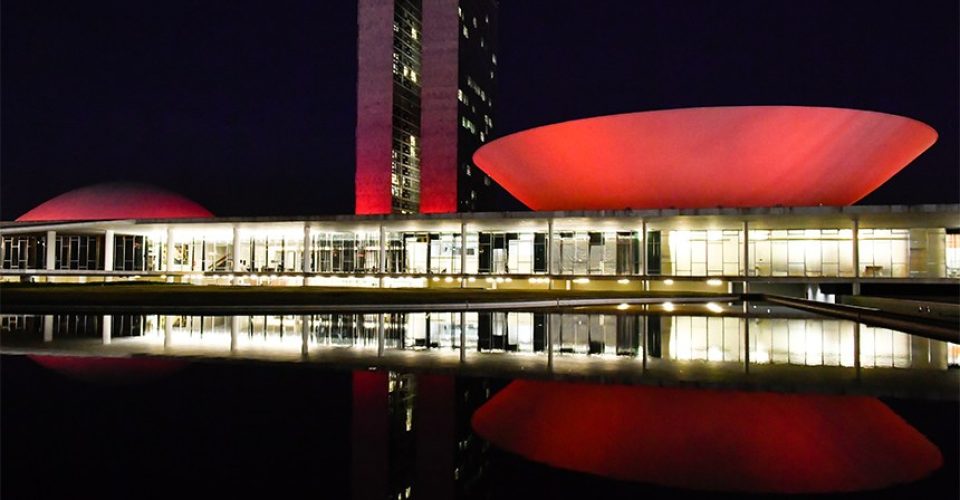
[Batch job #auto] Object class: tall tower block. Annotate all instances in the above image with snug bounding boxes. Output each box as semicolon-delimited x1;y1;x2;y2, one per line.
356;0;508;215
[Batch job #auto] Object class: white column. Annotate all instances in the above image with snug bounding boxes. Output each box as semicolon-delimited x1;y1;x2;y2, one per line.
742;220;749;294
301;315;310;356
302;224;312;273
853;322;861;379
640;220;647;291
377;313;385;356
459;311;467;363
852;218;861;295
165;228;176;274
43;315;54;342
164;315;174;348
233;225;243;272
45;230;57;271
102;315;112;345
231;225;243;285
460;221;467;287
378;224;386;287
743;313;751;373
103;230;115;272
547;218;554;289
546;313;554;370
231;316;240;352
641;308;648;371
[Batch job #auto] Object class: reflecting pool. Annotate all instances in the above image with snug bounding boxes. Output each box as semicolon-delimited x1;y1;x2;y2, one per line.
1;357;957;499
2;306;957;398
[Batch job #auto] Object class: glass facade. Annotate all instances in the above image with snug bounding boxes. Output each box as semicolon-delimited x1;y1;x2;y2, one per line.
113;235;149;271
1;234;45;270
391;0;423;213
749;229;854;278
457;0;501;211
54;234;103;270
2;211;957;284
171;237;234;272
662;229;741;277
552;231;640;276
859;228;950;278
310;231;380;274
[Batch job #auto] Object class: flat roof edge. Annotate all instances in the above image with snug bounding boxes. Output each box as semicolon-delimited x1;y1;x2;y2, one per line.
2;204;958;230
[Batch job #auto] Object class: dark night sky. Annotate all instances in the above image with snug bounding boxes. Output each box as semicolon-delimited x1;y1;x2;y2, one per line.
2;0;957;219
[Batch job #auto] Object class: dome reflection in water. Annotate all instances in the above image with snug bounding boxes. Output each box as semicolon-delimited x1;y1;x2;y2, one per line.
472;380;942;493
30;355;186;383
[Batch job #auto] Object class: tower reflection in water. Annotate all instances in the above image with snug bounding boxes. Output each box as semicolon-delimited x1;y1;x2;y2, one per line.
351;370;498;500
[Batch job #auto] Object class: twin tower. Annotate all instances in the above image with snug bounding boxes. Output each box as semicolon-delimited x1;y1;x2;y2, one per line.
355;0;512;215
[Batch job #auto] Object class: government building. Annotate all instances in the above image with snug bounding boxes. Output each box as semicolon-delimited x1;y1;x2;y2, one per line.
2;107;958;297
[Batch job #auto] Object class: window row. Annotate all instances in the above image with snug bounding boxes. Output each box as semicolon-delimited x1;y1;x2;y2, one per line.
4;228;958;278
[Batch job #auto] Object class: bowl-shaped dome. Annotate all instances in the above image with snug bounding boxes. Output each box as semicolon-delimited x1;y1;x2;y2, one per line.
17;182;213;222
473;106;938;210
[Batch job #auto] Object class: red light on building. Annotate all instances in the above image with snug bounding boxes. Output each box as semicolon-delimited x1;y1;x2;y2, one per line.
17;182;213;222
472;380;942;493
473;106;937;211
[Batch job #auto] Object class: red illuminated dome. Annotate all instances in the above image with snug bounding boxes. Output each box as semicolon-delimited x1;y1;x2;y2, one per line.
16;182;213;222
473;106;938;210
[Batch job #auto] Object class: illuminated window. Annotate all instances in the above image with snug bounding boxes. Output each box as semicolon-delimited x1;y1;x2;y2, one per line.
947;233;960;278
461;117;476;134
462;26;468;38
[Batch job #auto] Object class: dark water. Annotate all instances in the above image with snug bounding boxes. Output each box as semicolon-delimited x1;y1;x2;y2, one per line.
1;355;957;499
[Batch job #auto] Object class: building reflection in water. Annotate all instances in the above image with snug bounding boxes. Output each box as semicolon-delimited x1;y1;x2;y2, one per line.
2;312;957;497
351;369;497;500
3;311;957;370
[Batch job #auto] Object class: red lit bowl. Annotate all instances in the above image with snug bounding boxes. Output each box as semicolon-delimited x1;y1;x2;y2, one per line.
473;106;937;210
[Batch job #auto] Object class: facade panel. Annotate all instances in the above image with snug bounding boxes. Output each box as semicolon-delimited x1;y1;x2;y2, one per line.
356;0;399;214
